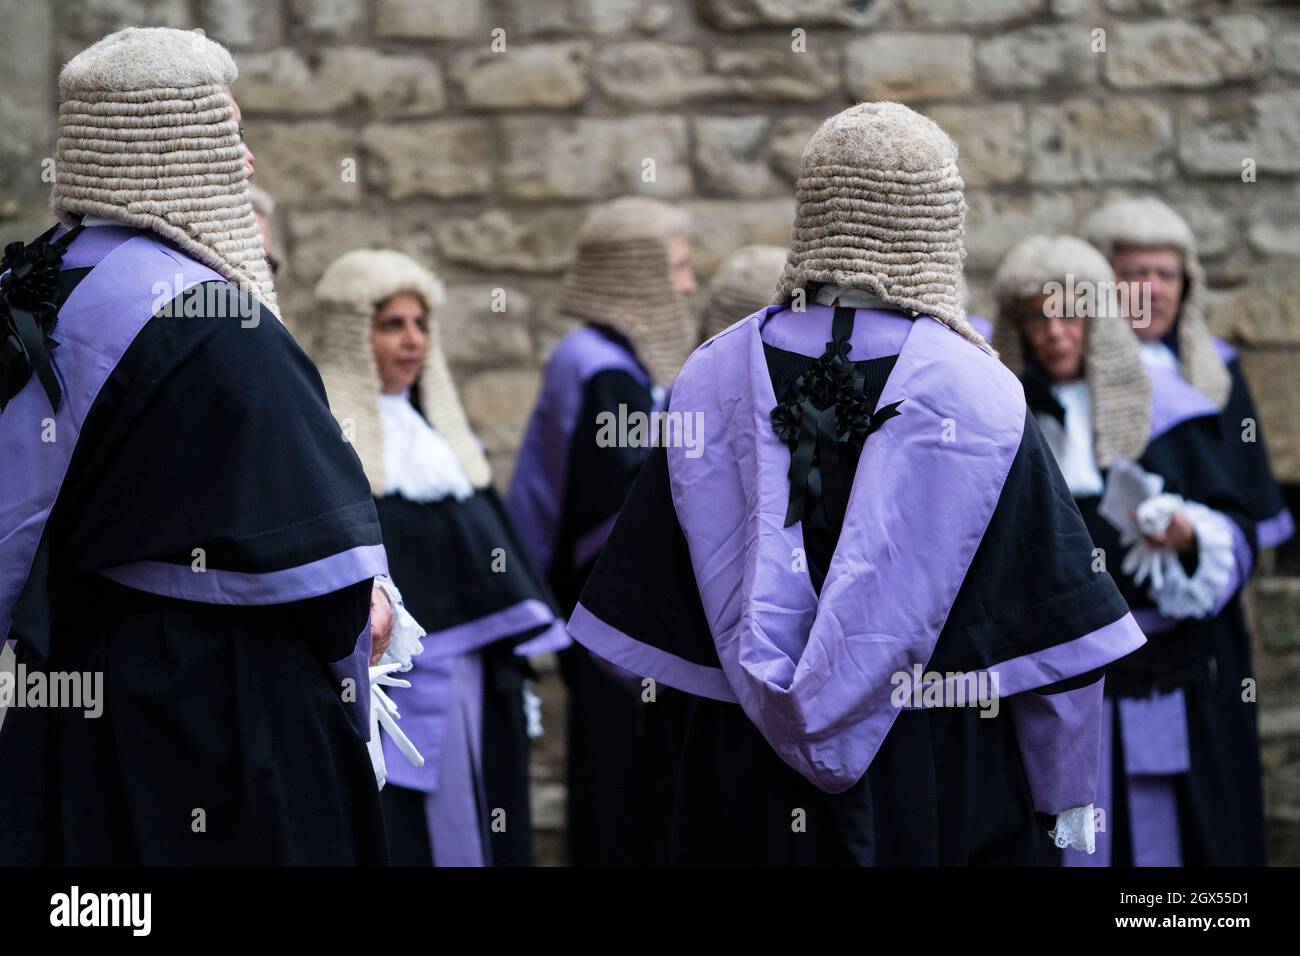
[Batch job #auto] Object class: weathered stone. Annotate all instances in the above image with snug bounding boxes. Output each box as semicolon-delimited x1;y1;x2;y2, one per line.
237;48;446;117
1274;33;1300;81
362;120;491;200
1212;276;1300;346
286;0;364;37
0;1;55;224
1256;579;1300;651
501;0;656;37
251;122;360;202
375;0;481;39
284;205;438;283
500;115;692;200
699;0;879;29
845;34;975;103
1180;93;1300;176
197;0;266;49
1248;214;1300;260
977;25;1100;91
694;117;784;198
1104;0;1215;17
712;47;839;102
435;209;584;275
928;104;1026;187
964;191;1078;271
461;368;542;456
900;0;1043;24
63;0;192;45
1105;16;1268;90
1237;350;1300;483
681;199;795;276
593;43;722;107
441;286;534;365
768;116;822;181
1027;99;1173;184
454;43;590;110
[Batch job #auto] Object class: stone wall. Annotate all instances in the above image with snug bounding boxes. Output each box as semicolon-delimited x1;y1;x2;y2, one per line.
2;0;1298;862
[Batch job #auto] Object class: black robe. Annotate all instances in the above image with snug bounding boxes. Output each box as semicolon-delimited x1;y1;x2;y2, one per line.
1026;370;1266;866
0;226;386;865
569;308;1139;865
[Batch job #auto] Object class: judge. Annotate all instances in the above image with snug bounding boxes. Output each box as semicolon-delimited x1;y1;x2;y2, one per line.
701;244;787;342
309;250;566;867
506;196;697;865
0;27;401;865
992;234;1263;866
565;103;1145;865
1083;197;1292;551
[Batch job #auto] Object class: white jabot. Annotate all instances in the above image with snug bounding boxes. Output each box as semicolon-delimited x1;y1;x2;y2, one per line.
1035;379;1104;496
1138;340;1179;374
813;284;911;312
378;392;475;503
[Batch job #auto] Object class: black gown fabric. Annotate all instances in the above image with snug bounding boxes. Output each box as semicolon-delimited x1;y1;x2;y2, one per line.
551;346;660;867
577;341;1127;865
1026;374;1266;867
374;483;555;866
0;263;386;865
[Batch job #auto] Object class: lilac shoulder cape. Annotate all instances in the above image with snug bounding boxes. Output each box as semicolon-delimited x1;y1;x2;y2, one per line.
570;305;1144;793
506;325;650;575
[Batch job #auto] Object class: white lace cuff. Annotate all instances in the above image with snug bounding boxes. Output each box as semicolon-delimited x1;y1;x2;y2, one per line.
1146;502;1236;620
523;680;544;739
1050;804;1096;853
372;575;425;670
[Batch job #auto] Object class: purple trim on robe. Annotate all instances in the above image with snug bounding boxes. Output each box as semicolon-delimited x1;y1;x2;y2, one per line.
664;306;1104;793
1258;507;1295;550
1118;688;1190;776
98;544;389;606
1146;362;1220;443
381;641;456;795
1062;697;1114;868
1;231;225;643
506;326;651;575
966;314;993;341
1131;606;1178;635
1212;336;1238;364
512;619;571;656
1127;776;1184;866
1214;517;1253;617
567;602;738;702
330;614;375;736
424;651;487;866
572;512;619;570
421;598;560;660
56;224;140;269
760;304;914;360
1009;678;1106;815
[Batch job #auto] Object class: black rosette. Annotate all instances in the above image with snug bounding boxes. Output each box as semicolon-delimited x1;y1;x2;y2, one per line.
770;306;902;528
0;223;82;412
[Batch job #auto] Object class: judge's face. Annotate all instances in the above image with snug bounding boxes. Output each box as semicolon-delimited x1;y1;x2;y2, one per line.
1022;293;1086;383
1112;246;1183;342
371;293;430;395
667;235;697;298
228;92;255;180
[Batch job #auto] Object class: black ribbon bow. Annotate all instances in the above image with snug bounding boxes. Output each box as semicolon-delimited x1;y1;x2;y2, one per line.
0;223;83;413
770;306;903;529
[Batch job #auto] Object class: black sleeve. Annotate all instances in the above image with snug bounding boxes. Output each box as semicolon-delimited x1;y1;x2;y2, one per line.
576;444;718;668
1143;413;1256;553
928;409;1132;675
564;369;656;542
51;280;382;577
